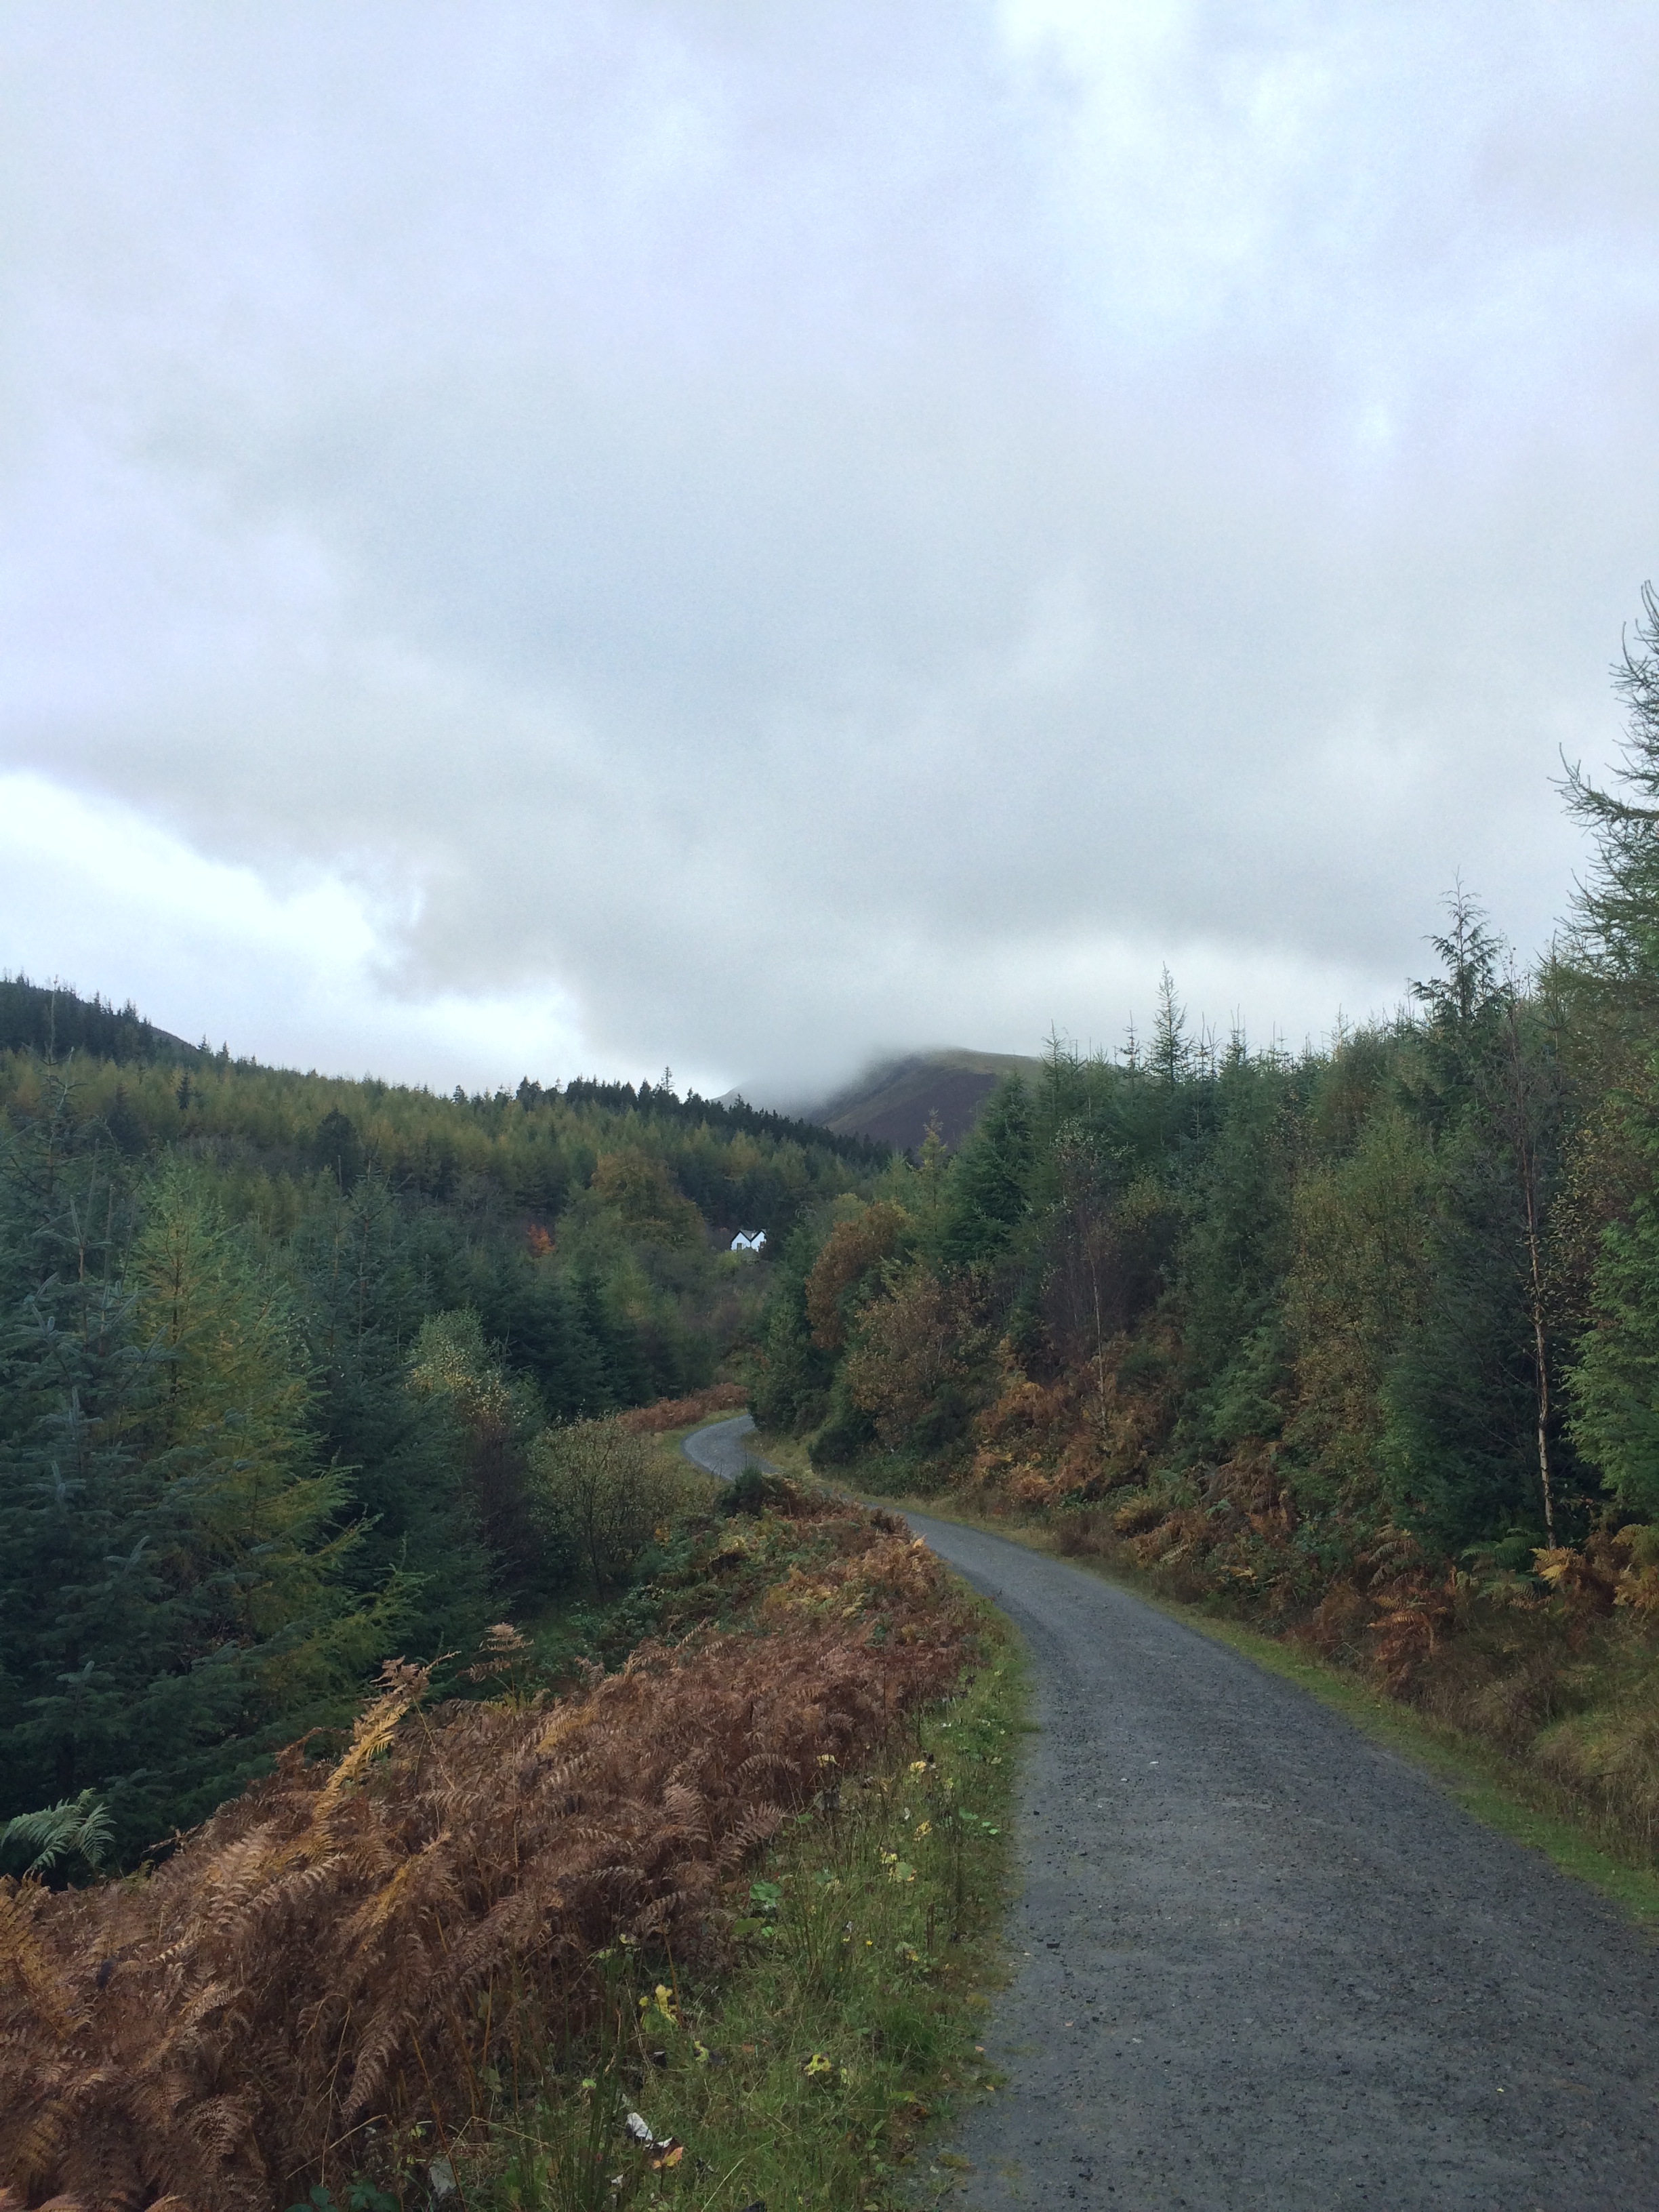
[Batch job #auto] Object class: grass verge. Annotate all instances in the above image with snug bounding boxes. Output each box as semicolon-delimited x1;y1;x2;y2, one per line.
474;1603;1025;2212
865;1481;1659;1936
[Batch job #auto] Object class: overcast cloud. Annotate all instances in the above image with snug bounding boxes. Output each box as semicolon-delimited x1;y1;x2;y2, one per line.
2;1;1656;1099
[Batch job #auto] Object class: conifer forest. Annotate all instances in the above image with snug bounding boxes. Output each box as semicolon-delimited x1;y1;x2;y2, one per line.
0;1019;879;1862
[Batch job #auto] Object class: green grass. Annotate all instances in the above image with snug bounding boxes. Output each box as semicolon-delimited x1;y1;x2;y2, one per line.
470;1603;1027;2212
874;1486;1659;1936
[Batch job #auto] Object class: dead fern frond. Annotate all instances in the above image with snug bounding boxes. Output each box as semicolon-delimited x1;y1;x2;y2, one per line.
0;1497;970;2208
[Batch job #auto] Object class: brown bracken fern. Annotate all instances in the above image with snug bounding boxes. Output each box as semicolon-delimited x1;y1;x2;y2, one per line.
0;1520;967;2211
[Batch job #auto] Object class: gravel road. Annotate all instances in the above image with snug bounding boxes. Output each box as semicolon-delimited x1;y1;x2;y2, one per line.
680;1413;775;1482
679;1421;1659;2206
907;1511;1659;2211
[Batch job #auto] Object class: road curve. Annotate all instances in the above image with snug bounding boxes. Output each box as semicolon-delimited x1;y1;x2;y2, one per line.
903;1511;1659;2212
680;1412;773;1481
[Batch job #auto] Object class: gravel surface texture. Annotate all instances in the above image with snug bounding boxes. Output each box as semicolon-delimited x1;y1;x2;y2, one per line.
678;1422;1659;2206
905;1510;1659;2212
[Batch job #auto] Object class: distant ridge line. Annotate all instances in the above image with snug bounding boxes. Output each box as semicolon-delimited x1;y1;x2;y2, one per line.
0;973;889;1166
0;972;205;1068
798;1047;1043;1153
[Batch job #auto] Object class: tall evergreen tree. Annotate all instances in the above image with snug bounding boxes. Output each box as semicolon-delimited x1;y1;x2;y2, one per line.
0;1092;155;1828
407;1308;544;1601
1557;588;1659;1525
1174;1049;1296;1453
1381;902;1574;1553
0;1123;395;1856
936;1079;1033;1273
292;1176;493;1659
1568;1097;1659;1521
1562;579;1659;1016
751;1222;837;1436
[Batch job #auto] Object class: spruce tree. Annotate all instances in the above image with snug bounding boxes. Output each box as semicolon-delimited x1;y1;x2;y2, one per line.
750;1223;836;1435
293;1176;492;1657
1380;903;1575;1553
1568;1115;1659;1520
0;1123;397;1857
0;1092;155;1825
1174;1050;1295;1452
1557;589;1659;1523
1562;579;1659;1015
936;1078;1033;1273
407;1308;544;1600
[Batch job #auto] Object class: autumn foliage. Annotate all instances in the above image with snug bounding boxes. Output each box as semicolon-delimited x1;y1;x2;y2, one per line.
0;1510;968;2211
614;1382;750;1433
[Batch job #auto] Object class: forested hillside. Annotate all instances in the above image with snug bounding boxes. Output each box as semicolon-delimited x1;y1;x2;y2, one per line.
0;973;205;1067
754;592;1659;1841
0;1039;883;1861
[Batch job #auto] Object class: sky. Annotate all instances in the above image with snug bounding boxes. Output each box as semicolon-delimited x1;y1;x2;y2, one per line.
3;1;1657;1104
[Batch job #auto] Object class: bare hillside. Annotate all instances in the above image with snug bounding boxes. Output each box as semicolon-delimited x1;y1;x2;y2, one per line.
804;1048;1042;1151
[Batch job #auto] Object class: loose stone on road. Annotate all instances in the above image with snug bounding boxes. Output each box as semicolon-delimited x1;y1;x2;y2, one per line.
906;1511;1659;2212
674;1427;1659;2205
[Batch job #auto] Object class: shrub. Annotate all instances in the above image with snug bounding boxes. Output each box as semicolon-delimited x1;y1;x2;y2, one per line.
530;1419;686;1593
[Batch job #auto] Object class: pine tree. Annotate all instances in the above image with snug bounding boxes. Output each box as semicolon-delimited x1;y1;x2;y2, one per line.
1562;579;1659;1015
407;1308;544;1599
936;1079;1033;1273
1174;1052;1296;1452
750;1223;836;1436
1555;589;1659;1524
1568;1107;1659;1520
293;1178;493;1658
1151;968;1193;1088
0;1090;155;1826
0;1126;396;1857
1380;904;1576;1553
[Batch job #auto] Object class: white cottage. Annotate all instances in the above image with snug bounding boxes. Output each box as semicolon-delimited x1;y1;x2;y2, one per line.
730;1229;768;1252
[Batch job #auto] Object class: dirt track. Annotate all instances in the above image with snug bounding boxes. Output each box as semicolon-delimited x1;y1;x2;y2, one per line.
681;1421;1659;2207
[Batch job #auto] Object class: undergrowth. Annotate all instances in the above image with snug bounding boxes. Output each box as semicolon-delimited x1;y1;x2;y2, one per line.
528;1463;882;1677
474;1613;1023;2212
0;1477;987;2210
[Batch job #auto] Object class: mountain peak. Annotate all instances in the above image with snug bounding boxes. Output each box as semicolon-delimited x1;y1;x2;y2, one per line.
800;1048;1042;1152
